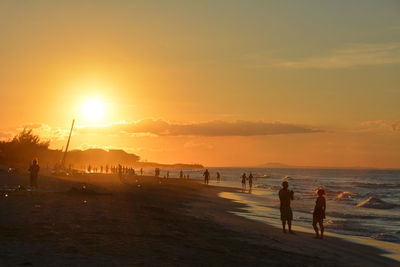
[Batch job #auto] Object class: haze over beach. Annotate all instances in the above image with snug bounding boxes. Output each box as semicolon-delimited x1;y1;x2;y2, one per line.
0;1;400;266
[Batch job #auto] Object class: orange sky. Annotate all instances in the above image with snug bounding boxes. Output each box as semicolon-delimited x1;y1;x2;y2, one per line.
1;1;400;168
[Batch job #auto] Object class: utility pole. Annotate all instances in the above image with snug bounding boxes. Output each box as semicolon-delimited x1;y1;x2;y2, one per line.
61;119;75;169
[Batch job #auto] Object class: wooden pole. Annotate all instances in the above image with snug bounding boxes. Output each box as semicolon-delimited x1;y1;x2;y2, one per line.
61;119;75;169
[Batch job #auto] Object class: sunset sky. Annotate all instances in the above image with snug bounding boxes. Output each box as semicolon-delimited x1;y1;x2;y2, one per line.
1;0;400;168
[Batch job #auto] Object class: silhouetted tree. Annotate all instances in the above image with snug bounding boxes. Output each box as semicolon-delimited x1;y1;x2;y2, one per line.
11;128;50;148
0;128;50;165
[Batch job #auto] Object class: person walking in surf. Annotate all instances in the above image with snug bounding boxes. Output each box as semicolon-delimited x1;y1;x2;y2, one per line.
248;172;254;191
241;173;247;191
312;189;326;239
203;169;210;185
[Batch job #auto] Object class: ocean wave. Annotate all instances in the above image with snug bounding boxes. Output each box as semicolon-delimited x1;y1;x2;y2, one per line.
336;191;358;200
255;173;271;178
326;220;367;232
326;212;379;220
355;197;397;209
371;233;400;243
351;182;400;188
254;184;280;190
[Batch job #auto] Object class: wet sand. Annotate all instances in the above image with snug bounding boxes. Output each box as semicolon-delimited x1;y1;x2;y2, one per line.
0;171;398;266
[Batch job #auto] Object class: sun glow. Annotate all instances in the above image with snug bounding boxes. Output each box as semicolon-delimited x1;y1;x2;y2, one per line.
81;98;106;122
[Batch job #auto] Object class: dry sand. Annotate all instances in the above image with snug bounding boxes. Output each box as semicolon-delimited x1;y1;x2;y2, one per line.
0;170;398;266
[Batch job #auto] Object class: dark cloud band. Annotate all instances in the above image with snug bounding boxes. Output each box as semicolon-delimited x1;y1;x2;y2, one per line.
77;119;320;137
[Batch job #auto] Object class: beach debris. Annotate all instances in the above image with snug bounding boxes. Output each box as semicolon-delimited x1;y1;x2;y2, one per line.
7;167;19;175
34;204;41;208
67;186;98;195
4;193;8;197
83;200;87;204
16;185;27;191
137;184;141;188
66;185;111;196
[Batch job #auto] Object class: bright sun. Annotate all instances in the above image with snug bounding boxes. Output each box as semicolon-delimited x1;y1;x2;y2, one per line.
81;98;106;122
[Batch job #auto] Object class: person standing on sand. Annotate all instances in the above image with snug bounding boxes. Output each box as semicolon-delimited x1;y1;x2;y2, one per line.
312;189;326;239
241;173;247;191
279;181;294;234
28;159;40;189
203;169;210;185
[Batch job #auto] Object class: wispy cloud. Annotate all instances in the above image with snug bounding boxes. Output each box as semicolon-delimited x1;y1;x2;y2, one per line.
77;119;320;137
278;43;400;69
9;123;70;141
361;120;400;132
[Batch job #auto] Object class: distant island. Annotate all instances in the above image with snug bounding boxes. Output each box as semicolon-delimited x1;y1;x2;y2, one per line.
258;162;398;170
0;129;203;170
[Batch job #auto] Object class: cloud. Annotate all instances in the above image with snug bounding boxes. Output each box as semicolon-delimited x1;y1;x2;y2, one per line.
77;119;320;137
0;131;12;140
7;123;71;141
277;43;400;69
361;120;400;132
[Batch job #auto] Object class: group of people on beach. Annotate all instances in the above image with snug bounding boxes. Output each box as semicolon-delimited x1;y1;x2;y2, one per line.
279;181;326;239
241;172;254;191
202;169;221;185
28;159;326;239
85;164;142;175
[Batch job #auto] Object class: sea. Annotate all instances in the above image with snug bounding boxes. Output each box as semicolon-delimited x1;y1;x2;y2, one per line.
157;167;400;258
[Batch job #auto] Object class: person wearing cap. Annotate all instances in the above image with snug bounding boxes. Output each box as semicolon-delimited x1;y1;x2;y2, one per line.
279;181;294;233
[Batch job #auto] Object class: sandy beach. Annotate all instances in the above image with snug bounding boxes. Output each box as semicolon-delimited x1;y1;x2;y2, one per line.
0;171;398;267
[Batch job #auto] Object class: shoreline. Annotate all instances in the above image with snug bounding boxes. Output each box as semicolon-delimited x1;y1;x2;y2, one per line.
217;190;400;262
0;172;398;266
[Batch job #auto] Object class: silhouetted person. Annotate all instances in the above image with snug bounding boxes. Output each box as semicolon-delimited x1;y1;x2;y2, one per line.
28;159;40;189
279;181;294;234
203;169;210;185
248;172;253;190
241;173;246;191
216;172;221;182
166;171;169;179
313;189;326;239
140;168;143;176
118;164;123;180
180;170;183;179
